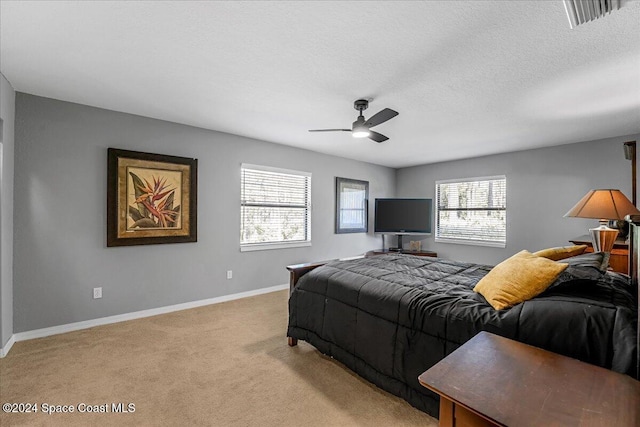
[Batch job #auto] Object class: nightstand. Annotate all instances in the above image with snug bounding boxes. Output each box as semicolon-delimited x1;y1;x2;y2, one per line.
418;332;640;427
569;235;629;274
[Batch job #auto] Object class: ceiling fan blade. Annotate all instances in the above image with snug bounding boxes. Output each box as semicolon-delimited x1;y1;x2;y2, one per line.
368;131;388;143
308;129;351;132
364;108;399;128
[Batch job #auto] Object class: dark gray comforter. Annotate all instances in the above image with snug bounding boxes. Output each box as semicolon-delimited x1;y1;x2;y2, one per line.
287;254;638;416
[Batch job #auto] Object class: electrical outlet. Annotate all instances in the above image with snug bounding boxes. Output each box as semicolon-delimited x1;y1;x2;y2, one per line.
93;287;102;299
226;270;233;280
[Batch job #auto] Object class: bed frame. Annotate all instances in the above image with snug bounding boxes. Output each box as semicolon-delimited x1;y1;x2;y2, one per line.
286;259;332;347
287;218;640;379
628;214;640;379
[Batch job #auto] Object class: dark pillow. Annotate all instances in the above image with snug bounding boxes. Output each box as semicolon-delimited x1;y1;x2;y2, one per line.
562;252;608;272
546;252;606;291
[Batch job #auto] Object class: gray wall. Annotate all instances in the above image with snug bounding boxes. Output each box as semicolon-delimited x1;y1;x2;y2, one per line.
14;93;395;332
0;74;15;348
11;91;639;334
396;135;640;265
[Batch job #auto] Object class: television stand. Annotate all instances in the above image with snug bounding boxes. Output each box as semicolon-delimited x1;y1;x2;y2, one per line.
366;249;437;258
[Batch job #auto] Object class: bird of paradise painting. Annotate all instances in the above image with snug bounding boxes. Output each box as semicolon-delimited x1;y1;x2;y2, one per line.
127;168;182;230
107;148;197;247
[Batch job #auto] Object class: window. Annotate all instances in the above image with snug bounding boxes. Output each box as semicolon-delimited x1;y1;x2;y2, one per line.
241;164;311;251
335;177;368;234
435;175;506;247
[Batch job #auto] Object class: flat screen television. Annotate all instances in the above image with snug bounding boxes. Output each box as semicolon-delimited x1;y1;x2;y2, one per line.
374;198;432;250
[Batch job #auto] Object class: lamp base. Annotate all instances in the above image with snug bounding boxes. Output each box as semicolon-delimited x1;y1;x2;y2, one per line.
589;224;619;253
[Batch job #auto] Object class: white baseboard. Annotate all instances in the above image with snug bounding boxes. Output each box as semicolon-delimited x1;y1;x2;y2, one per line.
0;283;288;358
0;334;15;358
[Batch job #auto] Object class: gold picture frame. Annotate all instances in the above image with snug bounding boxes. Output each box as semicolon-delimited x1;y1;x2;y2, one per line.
107;148;198;246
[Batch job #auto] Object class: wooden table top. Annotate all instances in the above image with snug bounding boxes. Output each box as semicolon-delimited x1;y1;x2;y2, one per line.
570;234;629;249
418;332;640;427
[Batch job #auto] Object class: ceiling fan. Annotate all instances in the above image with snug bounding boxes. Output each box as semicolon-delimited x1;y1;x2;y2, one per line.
309;99;399;143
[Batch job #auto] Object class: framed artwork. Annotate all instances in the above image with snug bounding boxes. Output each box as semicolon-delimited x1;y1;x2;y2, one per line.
335;177;369;234
107;148;198;247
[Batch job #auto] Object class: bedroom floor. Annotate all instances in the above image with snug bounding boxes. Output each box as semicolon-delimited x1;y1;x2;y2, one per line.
0;290;437;426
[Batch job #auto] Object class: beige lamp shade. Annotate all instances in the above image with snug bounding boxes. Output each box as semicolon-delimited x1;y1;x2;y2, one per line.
564;189;640;220
565;189;640;253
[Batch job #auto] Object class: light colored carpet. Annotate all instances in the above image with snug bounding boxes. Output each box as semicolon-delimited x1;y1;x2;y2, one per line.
0;290;437;426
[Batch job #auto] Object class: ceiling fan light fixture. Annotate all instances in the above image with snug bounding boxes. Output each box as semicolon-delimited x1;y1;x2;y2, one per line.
352;129;370;138
352;116;369;138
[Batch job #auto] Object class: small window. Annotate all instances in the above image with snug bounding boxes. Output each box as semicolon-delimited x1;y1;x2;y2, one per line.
435;176;506;247
241;164;311;251
335;177;369;234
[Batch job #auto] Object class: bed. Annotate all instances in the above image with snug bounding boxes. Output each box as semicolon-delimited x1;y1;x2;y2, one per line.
286;219;640;417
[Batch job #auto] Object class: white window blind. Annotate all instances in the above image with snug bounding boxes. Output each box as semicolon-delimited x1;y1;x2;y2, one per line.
241;164;311;250
435;176;506;247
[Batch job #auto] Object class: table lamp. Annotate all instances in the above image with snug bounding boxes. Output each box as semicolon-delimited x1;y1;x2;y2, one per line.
564;189;640;252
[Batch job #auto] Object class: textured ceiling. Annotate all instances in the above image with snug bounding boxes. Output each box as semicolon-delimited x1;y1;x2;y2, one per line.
1;1;639;168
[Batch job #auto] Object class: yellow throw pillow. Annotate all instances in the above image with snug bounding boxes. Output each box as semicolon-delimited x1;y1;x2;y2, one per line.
533;245;587;261
474;250;568;310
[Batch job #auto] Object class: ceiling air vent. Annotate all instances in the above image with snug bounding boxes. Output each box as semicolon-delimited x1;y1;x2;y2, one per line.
563;0;620;28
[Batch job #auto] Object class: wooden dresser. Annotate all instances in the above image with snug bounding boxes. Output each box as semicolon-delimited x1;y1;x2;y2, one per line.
569;235;629;274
